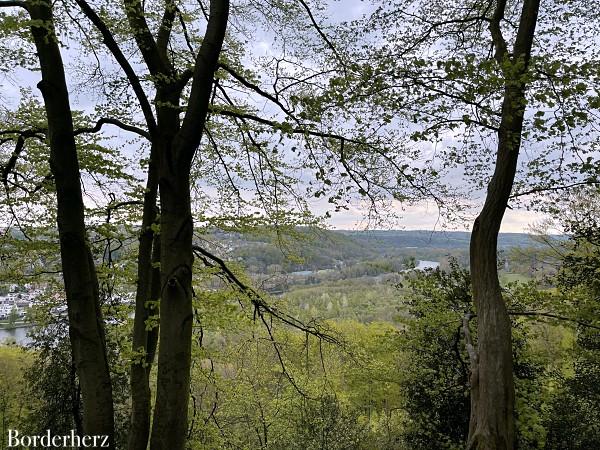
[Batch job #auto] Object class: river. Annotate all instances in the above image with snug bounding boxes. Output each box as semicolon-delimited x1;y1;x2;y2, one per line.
0;325;33;346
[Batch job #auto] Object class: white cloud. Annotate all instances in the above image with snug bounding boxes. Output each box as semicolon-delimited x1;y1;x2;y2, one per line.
326;198;548;232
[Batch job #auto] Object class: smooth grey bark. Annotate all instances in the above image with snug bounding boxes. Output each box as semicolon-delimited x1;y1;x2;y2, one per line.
26;0;115;446
150;2;229;446
128;169;160;450
467;1;540;449
127;139;160;450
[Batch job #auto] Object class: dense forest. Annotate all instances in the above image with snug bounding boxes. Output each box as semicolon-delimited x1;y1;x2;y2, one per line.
0;0;599;449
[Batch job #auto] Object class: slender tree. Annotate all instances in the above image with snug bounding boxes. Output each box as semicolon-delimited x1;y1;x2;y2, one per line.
342;0;600;446
0;0;116;446
468;2;539;447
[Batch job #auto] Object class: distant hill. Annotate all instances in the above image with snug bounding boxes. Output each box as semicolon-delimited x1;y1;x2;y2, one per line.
337;230;555;250
212;228;563;273
4;225;562;275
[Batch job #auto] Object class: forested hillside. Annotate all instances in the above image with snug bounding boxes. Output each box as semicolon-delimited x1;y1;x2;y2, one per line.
210;229;551;272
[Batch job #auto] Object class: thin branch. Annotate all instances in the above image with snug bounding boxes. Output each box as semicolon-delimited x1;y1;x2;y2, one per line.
219;63;294;117
74;117;150;140
106;199;144;217
257;309;310;398
296;0;346;72
192;244;339;344
204;126;242;205
510;179;599;199
176;7;196;57
73;0;157;134
508;310;600;330
23;269;62;277
338;138;376;206
212;106;444;205
211;107;362;143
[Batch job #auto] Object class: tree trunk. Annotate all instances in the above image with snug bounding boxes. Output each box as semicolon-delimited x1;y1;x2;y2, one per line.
128;144;160;450
27;0;115;446
67;0;229;447
149;161;194;450
467;1;540;449
150;1;229;447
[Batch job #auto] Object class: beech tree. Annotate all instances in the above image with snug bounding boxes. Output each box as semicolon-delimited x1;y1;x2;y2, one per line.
340;1;600;448
0;0;230;447
467;2;539;447
0;0;116;445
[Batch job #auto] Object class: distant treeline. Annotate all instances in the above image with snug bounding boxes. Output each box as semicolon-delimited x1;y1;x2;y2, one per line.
213;228;563;274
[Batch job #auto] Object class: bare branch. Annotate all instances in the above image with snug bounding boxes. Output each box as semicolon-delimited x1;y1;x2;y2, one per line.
192;244;339;344
74;117;150;140
210;107;362;143
73;0;157;134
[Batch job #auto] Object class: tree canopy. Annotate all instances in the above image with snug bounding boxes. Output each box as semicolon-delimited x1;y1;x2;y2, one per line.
0;1;599;449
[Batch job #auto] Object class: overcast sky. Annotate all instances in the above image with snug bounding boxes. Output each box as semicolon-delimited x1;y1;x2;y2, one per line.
0;0;552;234
243;0;551;233
323;200;546;232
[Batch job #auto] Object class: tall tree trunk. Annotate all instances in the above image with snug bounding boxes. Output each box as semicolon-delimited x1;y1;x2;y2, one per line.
150;1;229;448
149;149;194;450
61;0;228;447
27;0;115;446
467;1;540;449
58;2;160;448
128;145;160;450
